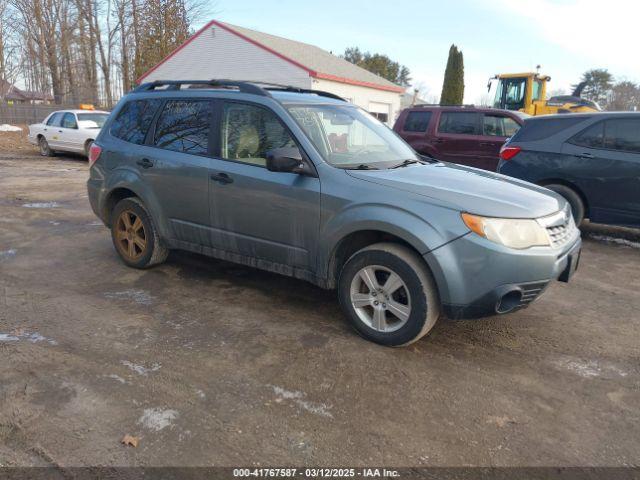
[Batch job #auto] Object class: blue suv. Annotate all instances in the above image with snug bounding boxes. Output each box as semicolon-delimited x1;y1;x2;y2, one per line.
87;80;581;346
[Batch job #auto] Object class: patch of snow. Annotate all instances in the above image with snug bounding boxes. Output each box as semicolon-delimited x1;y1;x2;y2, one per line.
0;124;22;132
121;360;161;376
270;385;333;418
0;334;20;342
105;289;154;306
588;234;640;249
138;408;178;432
22;202;60;209
104;374;128;384
49;221;61;226
0;249;16;259
87;221;103;226
195;389;206;399
0;331;56;344
554;357;628;379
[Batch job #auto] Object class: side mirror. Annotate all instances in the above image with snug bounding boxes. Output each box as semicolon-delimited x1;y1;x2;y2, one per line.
266;147;305;174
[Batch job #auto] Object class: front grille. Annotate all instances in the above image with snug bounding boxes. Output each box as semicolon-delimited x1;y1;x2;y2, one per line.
518;281;549;307
542;208;577;248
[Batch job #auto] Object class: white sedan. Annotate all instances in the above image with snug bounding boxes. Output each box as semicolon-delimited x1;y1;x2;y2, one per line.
28;109;110;158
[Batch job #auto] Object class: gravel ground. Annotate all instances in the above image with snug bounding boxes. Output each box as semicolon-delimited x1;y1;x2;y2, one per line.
0;151;638;468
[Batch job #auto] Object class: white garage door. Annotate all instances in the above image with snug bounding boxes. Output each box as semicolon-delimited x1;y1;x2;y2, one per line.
368;102;391;124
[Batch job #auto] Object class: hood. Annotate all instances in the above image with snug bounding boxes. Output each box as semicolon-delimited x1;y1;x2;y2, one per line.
347;162;565;218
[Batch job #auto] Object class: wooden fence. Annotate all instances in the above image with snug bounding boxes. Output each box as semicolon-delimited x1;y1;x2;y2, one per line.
0;104;78;126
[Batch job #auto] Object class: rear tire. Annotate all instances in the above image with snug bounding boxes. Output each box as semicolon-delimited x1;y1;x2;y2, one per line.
544;184;585;226
338;242;440;347
110;198;168;269
39;136;55;157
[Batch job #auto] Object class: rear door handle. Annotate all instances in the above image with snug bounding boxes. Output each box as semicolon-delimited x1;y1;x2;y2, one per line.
432;138;444;144
136;158;154;169
479;142;495;146
210;172;233;184
577;152;594;159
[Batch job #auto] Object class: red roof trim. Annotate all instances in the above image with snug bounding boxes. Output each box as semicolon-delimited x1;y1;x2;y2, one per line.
314;72;405;93
137;19;403;94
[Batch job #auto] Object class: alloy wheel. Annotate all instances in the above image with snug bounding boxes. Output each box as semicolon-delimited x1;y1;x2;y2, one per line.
349;265;412;332
115;210;147;261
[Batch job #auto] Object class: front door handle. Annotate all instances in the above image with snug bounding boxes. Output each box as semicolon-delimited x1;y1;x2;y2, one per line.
577;152;594;159
210;172;233;184
136;158;154;169
432;138;444;144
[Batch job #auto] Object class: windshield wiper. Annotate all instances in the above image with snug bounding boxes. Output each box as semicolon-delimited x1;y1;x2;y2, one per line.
390;159;422;169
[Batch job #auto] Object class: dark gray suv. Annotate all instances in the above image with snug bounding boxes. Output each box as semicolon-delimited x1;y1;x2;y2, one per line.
88;80;581;346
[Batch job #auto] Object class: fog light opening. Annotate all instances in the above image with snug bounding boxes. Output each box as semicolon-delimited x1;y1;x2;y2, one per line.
496;290;522;314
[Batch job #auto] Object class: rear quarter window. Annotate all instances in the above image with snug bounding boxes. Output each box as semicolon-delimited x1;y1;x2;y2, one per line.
403;111;432;132
511;116;588;142
110;99;162;144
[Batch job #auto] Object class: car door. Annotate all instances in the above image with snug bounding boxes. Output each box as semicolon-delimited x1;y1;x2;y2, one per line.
44;112;64;148
59;112;81;152
433;111;482;167
208;100;321;271
397;110;433;155
564;117;640;226
140;98;215;244
476;113;522;171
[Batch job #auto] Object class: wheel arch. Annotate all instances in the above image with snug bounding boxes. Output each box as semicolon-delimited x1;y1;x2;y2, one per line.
537;178;590;216
325;229;433;290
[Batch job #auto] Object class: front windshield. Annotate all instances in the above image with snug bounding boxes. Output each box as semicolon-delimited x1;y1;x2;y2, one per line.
77;113;109;128
286;104;417;169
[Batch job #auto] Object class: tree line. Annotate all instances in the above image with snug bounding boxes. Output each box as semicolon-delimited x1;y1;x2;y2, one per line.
575;69;639;111
0;0;208;107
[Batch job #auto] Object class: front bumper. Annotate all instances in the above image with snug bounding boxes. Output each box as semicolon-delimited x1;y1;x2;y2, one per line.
424;231;581;320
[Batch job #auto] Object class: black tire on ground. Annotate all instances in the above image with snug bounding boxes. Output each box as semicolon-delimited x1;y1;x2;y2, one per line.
84;139;94;158
338;242;441;347
544;184;585;226
110;197;168;269
39;136;55;157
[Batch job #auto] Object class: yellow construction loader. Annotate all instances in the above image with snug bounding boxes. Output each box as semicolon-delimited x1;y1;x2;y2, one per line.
488;72;600;116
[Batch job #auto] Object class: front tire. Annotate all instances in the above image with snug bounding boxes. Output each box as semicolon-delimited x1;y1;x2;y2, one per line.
544;184;585;226
338;243;440;346
110;198;168;269
39;136;55;157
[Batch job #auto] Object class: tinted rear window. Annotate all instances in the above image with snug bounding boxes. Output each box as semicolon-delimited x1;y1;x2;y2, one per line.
110;99;162;144
438;112;479;135
571;121;604;148
403;111;432;132
604;119;640;153
511;116;588;142
154;100;211;155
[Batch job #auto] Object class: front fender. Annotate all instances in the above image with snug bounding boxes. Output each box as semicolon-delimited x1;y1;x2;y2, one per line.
317;203;466;282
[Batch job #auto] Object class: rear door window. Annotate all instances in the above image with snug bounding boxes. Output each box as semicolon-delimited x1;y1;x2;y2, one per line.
61;113;77;129
47;112;63;126
571;121;604;148
604;119;640;153
482;114;521;137
153;100;212;156
403;111;432;132
110;99;162;144
438;112;480;135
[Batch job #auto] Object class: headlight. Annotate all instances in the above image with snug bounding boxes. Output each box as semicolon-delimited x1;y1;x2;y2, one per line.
461;213;550;249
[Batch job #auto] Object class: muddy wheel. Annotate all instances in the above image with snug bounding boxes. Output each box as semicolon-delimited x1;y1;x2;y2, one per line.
110;198;168;269
338;242;440;347
39;136;55;157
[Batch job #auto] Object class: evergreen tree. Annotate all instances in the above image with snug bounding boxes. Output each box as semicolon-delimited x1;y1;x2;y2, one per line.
573;69;614;109
440;45;464;105
342;47;411;86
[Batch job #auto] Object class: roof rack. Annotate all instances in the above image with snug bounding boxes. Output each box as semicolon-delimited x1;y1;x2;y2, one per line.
132;79;271;97
413;103;478;108
132;79;346;102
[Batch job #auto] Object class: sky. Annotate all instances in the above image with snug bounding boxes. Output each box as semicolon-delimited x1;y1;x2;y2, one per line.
196;0;640;103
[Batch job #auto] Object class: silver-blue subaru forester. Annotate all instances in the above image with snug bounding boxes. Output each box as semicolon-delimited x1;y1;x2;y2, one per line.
87;80;581;346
